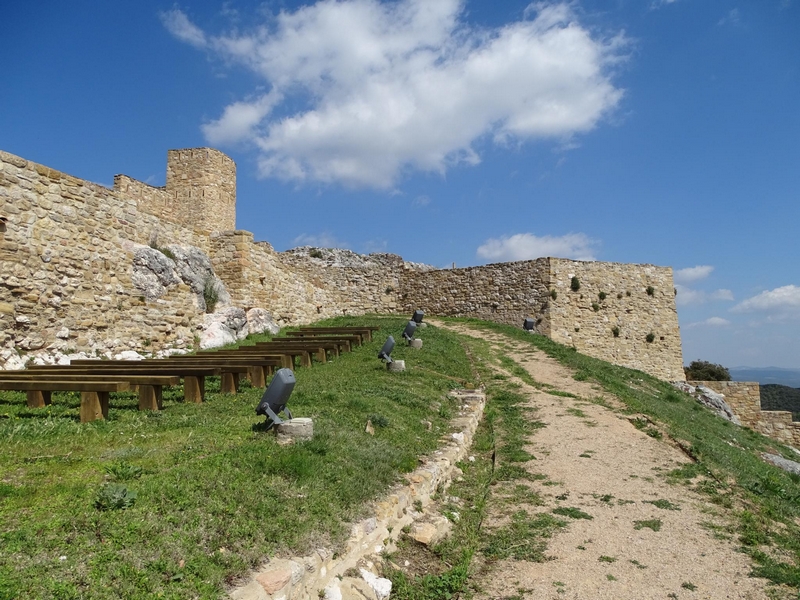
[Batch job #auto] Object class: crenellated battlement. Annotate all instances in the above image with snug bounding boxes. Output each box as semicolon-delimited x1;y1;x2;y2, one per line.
112;147;236;233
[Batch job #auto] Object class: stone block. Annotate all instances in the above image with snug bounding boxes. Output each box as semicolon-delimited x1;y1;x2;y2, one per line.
387;360;405;372
275;417;314;445
256;567;292;595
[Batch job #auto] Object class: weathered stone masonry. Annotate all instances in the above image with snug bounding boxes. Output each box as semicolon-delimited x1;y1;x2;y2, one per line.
399;257;685;382
690;381;800;448
1;146;685;381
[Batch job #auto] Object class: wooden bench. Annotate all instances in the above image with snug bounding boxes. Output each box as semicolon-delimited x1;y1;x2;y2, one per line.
0;373;179;413
51;363;223;402
295;326;379;343
278;334;359;353
0;380;129;422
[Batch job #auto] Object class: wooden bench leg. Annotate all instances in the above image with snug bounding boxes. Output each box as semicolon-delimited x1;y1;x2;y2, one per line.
301;353;312;368
183;376;205;403
26;390;52;408
248;366;266;388
221;372;240;394
316;349;327;363
281;355;294;370
80;391;109;423
264;365;275;376
138;385;162;411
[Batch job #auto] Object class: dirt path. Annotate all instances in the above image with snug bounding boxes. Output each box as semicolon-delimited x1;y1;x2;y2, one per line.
435;321;771;600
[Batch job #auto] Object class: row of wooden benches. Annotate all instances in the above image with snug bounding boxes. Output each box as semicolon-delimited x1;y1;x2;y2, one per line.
0;326;380;423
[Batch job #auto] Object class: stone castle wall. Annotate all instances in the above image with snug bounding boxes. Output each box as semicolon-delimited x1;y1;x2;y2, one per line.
691;381;800;448
548;259;684;381
399;257;685;382
0;150;210;364
398;258;551;329
1;146;686;381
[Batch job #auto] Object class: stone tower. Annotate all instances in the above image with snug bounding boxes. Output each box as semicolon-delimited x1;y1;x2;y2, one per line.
166;148;236;232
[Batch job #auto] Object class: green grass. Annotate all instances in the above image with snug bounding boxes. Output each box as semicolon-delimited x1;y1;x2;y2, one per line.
644;499;680;511
634;519;663;532
0;316;472;599
552;506;593;520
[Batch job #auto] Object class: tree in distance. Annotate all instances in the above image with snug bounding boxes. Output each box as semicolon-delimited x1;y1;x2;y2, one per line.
684;360;731;381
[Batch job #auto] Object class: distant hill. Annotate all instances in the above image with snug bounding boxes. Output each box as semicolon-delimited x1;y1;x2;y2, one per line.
729;367;800;388
760;384;800;417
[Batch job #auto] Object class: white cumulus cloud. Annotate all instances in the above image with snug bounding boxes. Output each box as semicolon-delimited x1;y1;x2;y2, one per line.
202;93;282;146
476;232;598;262
163;1;626;188
675;284;734;307
674;265;714;284
292;232;350;248
159;9;208;48
686;316;731;328
732;285;800;314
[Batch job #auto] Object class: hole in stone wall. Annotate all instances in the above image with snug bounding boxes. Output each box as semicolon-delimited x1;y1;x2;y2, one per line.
0;216;7;233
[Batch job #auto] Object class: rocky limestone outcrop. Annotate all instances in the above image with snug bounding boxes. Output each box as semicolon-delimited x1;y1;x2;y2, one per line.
281;246;436;271
762;453;800;476
672;381;742;425
131;247;182;300
199;307;281;350
246;308;280;336
132;244;231;311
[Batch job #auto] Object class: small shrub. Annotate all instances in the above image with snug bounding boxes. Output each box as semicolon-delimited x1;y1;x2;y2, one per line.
592;303;600;312
598;291;607;301
550;289;557;300
645;333;655;343
617;292;623;299
95;483;137;511
368;414;390;428
599;555;617;563
625;291;631;297
570;277;580;292
203;276;219;313
684;360;731;381
105;462;143;481
646;286;655;296
611;326;620;338
309;248;324;259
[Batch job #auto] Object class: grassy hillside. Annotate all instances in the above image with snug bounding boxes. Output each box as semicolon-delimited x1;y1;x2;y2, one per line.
0;316;472;599
3;316;800;599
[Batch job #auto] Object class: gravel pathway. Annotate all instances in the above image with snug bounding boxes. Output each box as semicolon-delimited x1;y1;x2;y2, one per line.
437;322;772;600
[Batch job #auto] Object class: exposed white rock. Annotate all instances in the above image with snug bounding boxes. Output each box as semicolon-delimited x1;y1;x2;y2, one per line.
672;382;742;425
114;350;145;361
359;569;392;600
246;308;280;335
200;307;249;350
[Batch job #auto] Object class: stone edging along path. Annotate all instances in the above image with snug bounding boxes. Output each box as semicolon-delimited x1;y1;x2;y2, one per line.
229;388;486;600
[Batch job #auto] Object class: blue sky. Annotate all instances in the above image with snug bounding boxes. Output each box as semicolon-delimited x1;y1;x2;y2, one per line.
1;0;798;370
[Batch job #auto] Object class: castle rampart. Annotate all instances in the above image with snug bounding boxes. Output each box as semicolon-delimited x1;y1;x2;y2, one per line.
1;147;685;381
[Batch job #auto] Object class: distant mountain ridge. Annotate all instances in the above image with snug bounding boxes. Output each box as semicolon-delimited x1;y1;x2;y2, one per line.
729;367;800;388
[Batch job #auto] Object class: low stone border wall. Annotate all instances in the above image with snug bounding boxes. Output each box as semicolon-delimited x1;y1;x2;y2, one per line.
230;388;486;600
